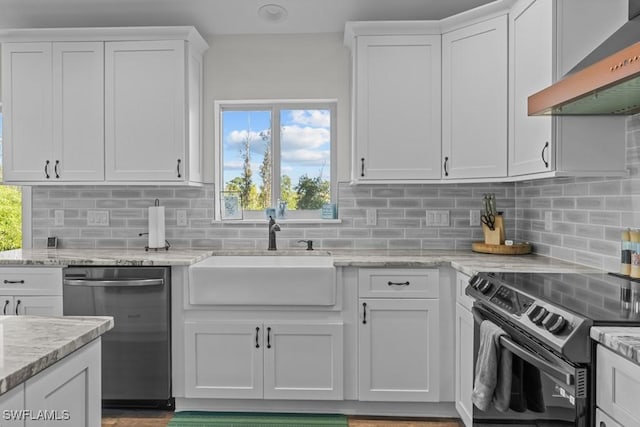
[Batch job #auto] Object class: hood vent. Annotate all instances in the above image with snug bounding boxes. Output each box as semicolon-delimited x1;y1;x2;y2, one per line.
528;1;640;116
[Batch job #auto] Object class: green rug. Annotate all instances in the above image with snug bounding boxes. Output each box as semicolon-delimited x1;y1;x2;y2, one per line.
168;411;348;427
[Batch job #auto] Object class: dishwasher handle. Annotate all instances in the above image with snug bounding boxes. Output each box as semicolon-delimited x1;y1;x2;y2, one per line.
63;278;164;287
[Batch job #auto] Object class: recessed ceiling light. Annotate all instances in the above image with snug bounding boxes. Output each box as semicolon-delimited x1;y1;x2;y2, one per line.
258;4;288;23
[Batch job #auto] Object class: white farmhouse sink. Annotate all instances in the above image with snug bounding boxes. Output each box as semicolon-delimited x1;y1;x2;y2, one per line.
188;256;336;306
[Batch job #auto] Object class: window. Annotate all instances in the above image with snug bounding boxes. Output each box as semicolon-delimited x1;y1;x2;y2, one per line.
216;101;336;220
0;105;23;250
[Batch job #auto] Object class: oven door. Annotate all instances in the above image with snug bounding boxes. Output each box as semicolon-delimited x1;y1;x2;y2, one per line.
472;303;589;427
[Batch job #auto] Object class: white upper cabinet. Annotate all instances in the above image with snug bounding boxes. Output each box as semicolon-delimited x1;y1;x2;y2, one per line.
442;14;508;179
345;23;442;182
2;43;54;181
0;27;208;185
105;40;186;182
508;0;628;178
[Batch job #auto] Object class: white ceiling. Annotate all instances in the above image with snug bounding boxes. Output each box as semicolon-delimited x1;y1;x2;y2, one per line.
0;0;496;36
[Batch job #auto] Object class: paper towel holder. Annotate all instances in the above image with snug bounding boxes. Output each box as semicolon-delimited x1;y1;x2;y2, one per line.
138;232;170;251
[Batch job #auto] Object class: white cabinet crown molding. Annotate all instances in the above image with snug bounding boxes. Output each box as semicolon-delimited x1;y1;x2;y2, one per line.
0;26;208;54
344;21;441;49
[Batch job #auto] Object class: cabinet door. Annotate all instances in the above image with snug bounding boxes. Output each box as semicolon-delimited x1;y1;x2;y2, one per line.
105;40;185;182
508;0;553;176
15;296;63;316
184;321;263;399
0;384;25;427
25;339;101;427
263;323;343;400
355;35;441;181
358;298;439;401
455;303;474;427
52;42;104;181
1;42;53;182
442;15;507;179
597;345;640;426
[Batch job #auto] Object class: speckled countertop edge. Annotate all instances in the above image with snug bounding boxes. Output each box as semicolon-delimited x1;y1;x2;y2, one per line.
0;316;114;396
591;326;640;366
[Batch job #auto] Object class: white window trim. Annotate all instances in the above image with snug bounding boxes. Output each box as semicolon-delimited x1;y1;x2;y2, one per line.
213;99;338;222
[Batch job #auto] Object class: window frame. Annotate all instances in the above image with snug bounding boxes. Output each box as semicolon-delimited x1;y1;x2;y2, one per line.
214;99;338;221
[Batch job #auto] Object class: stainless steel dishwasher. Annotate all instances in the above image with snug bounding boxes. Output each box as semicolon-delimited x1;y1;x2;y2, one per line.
63;266;172;408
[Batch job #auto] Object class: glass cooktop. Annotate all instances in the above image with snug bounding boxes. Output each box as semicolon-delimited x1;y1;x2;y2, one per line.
488;272;640;325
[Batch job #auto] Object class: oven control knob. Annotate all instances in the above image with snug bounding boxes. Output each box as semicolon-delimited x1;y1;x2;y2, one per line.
544;314;567;335
528;305;548;325
477;279;493;294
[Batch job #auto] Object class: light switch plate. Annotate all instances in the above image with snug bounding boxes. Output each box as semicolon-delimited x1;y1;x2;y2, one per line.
470;210;481;227
177;209;188;226
87;210;109;226
366;209;377;226
426;210;450;227
544;211;553;231
54;210;64;226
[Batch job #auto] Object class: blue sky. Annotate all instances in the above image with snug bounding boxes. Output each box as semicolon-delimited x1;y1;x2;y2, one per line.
222;109;331;188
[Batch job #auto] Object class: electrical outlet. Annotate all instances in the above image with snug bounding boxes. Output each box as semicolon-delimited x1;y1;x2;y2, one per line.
87;210;109;226
470;210;481;227
366;209;377;226
544;211;553;231
177;209;188;226
54;210;64;226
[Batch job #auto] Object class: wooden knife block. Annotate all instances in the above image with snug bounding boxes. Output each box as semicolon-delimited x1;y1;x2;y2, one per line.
482;214;505;245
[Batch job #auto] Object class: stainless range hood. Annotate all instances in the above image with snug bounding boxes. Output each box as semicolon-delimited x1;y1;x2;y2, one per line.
528;1;640;115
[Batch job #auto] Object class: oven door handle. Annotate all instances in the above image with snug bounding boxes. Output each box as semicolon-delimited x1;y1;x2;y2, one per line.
472;306;575;387
498;335;574;386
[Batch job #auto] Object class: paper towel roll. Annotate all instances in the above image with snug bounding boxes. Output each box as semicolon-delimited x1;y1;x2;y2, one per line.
148;205;166;249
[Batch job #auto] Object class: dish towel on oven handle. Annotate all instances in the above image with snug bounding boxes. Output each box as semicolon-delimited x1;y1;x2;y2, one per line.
472;319;512;412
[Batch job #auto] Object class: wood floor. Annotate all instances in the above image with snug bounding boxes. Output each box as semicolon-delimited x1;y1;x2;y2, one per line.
101;410;463;427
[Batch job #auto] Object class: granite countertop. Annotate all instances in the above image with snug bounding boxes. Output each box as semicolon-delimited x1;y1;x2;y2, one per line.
0;315;113;396
0;248;212;266
591;326;640;366
0;248;598;275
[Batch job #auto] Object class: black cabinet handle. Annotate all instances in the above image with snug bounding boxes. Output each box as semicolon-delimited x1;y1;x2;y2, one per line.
360;158;366;177
444;157;449;177
15;299;21;315
266;327;272;349
255;326;260;348
541;141;549;168
4;280;24;284
362;302;367;324
177;159;182;178
44;160;50;179
54;160;60;178
3;300;9;315
600;422;606;427
388;281;410;287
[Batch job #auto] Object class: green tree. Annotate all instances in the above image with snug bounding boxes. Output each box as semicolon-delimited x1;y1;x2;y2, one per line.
295;174;330;210
0;182;22;251
280;175;298;210
258;133;272;210
238;132;253;209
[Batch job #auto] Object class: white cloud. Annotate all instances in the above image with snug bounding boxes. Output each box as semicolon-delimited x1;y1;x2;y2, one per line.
227;129;270;145
281;125;329;150
282;149;330;165
288;110;330;128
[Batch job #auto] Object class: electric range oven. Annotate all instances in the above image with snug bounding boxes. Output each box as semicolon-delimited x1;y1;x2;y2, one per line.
466;271;640;426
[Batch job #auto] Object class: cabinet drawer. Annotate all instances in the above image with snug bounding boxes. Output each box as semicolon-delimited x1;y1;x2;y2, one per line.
0;268;62;295
358;268;438;298
597;345;640;427
596;408;623;427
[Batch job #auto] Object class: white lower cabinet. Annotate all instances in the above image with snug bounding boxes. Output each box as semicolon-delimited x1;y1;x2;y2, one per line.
454;271;473;427
596;345;640;427
358;298;440;402
1;296;62;316
0;339;101;427
184;320;343;400
0;268;63;317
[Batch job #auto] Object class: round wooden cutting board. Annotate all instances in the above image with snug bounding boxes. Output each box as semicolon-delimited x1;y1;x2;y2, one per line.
471;241;531;255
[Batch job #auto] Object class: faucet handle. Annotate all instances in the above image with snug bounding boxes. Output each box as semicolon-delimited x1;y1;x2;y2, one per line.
298;239;314;251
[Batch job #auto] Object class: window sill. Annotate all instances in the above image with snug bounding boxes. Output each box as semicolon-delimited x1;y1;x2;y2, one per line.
213;219;342;225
